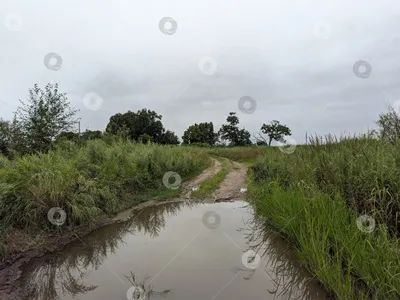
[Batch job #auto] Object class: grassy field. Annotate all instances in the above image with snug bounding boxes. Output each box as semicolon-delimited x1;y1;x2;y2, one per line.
247;136;400;299
0;139;210;260
2;136;400;299
206;146;267;164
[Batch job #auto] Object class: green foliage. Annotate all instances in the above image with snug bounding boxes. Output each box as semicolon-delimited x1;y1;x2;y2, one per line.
260;120;292;146
250;135;400;236
247;134;400;299
105;109;179;144
249;181;400;300
81;130;103;141
182;122;218;145
15;83;78;154
0;140;209;259
376;105;400;144
157;130;180;145
55;131;80;143
218;112;252;146
0;119;10;156
206;146;266;163
55;130;104;145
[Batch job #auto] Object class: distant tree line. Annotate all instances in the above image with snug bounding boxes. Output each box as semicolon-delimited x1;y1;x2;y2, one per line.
2;83;398;158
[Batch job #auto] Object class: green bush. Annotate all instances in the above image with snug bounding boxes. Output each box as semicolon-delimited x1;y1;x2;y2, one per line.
0;140;210;235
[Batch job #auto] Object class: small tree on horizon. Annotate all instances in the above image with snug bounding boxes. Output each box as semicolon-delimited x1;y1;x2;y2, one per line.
259;120;292;146
182;122;218;145
218;112;252;146
15;83;78;153
105;109;180;145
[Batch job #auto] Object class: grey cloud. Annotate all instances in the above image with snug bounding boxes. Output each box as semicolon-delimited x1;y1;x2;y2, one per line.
1;0;400;143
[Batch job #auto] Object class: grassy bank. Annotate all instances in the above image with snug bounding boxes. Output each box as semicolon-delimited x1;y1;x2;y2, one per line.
0;139;210;260
248;136;400;299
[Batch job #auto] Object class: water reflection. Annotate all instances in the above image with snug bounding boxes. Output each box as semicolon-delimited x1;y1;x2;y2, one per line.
243;214;329;300
14;201;328;300
18;201;188;300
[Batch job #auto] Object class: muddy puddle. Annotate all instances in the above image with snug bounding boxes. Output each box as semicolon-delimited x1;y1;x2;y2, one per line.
13;201;331;300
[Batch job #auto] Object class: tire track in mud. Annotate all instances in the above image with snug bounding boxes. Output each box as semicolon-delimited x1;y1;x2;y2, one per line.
181;158;222;199
212;161;248;202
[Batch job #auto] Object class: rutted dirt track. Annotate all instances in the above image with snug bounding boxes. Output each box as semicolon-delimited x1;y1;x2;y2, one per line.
182;158;222;199
0;157;247;300
212;161;248;202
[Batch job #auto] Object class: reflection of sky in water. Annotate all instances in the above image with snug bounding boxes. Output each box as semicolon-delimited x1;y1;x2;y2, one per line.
17;201;329;300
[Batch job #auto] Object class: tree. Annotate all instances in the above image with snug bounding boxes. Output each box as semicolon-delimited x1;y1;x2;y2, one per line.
158;130;180;145
106;109;163;142
55;131;80;143
81;130;103;141
376;105;400;144
105;109;179;144
182;122;218;145
260;120;292;146
0;119;10;155
16;83;78;153
218;112;252;146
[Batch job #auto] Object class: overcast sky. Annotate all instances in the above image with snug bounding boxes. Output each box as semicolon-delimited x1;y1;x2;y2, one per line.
1;0;400;144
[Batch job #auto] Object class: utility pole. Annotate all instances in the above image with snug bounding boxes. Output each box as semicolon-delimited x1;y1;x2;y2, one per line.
75;118;81;136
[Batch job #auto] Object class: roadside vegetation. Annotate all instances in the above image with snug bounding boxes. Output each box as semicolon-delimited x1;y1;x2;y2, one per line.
248;130;400;299
0;139;209;259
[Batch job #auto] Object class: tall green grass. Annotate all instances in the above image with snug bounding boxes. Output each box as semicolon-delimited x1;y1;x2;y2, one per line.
206;146;267;163
0;139;210;259
249;135;400;299
252;136;400;236
249;181;400;299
